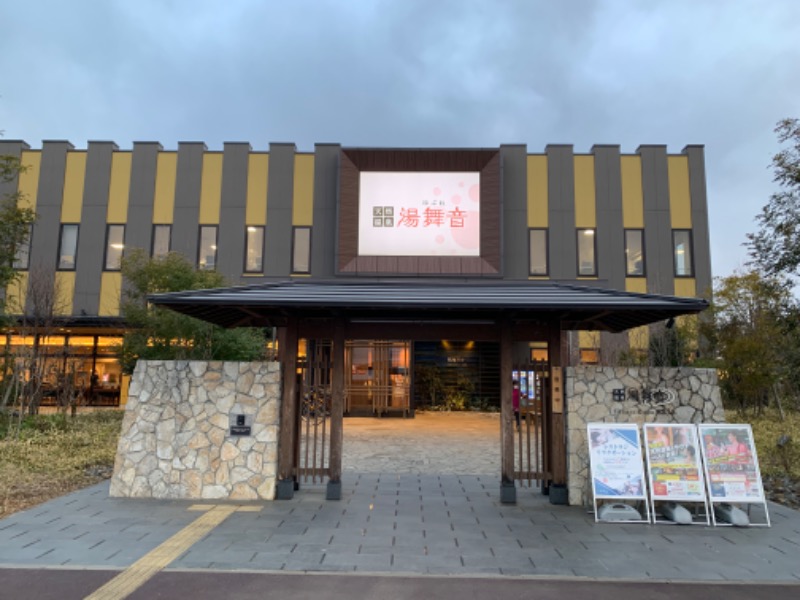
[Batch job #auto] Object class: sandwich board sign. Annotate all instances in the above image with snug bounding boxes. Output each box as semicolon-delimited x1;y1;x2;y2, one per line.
587;423;649;523
643;424;710;525
697;424;770;527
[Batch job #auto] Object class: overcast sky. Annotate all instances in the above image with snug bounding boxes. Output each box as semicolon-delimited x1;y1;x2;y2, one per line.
2;0;798;282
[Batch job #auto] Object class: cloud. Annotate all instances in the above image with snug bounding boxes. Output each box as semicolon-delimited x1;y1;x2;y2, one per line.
1;0;799;279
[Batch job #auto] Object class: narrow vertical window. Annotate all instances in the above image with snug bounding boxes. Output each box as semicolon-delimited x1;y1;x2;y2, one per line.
292;227;311;274
13;224;32;270
198;225;218;270
104;225;125;271
245;226;264;273
673;230;694;277
528;228;548;276
625;229;645;276
58;224;79;270
576;228;596;276
152;225;171;258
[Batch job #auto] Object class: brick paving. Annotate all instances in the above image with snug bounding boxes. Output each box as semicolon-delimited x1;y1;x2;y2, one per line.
0;412;798;582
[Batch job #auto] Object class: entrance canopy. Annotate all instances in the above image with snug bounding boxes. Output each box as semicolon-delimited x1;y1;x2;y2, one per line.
148;280;708;334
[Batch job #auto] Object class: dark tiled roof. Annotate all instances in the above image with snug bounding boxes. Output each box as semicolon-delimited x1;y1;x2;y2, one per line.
149;280;708;333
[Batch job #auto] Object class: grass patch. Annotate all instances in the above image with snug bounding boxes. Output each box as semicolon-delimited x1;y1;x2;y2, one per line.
744;409;800;479
0;411;124;518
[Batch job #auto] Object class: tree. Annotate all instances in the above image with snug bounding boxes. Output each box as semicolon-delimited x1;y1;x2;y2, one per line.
747;118;800;278
118;249;268;373
699;270;799;414
1;264;75;426
0;153;37;318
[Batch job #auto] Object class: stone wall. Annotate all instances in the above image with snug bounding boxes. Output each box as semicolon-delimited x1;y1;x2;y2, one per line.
110;360;281;500
565;367;724;506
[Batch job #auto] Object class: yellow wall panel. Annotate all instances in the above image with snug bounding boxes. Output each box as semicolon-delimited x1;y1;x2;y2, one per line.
621;156;644;228
99;272;122;316
578;331;600;348
625;277;647;294
674;278;696;298
55;272;75;315
199;152;223;224
18;151;41;211
292;154;315;226
153;152;177;223
573;155;596;228
628;326;649;350
526;155;548;227
246;154;269;225
107;152;132;222
61;152;87;222
5;272;28;314
625;277;650;350
668;156;692;229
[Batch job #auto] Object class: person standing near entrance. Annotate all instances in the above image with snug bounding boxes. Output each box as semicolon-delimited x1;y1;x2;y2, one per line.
512;380;521;431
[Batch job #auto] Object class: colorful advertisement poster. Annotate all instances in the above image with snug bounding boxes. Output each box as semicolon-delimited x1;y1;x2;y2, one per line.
588;423;647;500
698;424;764;502
644;424;706;501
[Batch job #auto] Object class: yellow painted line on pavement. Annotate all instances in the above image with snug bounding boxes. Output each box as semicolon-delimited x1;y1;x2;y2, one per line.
85;504;239;600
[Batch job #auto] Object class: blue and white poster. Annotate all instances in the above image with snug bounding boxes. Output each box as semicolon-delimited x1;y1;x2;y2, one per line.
588;423;647;500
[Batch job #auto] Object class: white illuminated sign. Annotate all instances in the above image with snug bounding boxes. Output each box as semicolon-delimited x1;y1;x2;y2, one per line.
358;172;480;257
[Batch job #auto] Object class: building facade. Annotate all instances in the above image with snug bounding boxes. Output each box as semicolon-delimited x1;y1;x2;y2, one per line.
0;140;712;410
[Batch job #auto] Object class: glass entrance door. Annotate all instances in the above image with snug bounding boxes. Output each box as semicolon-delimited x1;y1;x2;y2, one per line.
345;341;410;416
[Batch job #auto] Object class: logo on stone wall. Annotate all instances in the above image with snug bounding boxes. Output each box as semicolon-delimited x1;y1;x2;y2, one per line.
611;387;677;415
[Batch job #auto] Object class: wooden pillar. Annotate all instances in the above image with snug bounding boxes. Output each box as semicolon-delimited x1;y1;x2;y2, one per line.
327;319;345;500
499;318;516;504
276;320;299;499
548;326;568;494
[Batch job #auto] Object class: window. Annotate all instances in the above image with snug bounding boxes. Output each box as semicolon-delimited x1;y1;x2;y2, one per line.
198;226;218;270
673;230;693;277
13;224;32;270
576;229;596;276
152;225;171;258
292;227;311;274
104;225;125;271
245;226;264;273
528;229;548;276
58;224;79;270
625;229;645;276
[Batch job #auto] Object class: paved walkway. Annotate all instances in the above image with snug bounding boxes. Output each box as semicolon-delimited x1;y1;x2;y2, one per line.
342;412;501;474
0;413;798;586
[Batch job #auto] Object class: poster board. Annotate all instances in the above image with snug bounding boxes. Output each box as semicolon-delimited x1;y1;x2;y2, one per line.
697;424;770;527
587;423;649;522
643;424;709;524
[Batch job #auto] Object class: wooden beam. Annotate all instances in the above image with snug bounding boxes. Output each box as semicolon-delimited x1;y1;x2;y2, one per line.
276;321;299;498
327;319;345;500
548;327;568;486
500;318;515;503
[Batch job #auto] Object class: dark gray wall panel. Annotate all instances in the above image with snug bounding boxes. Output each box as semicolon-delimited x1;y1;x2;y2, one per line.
684;145;712;296
171;142;205;262
500;145;527;280
73;142;116;315
264;143;296;277
125;142;161;255
218;143;250;281
0;140;29;200
592;145;626;356
27;141;72;310
546;145;575;280
592;145;624;289
311;144;340;279
639;145;673;295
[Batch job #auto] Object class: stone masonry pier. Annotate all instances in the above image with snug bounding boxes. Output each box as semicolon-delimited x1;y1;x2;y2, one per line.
110;360;281;501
